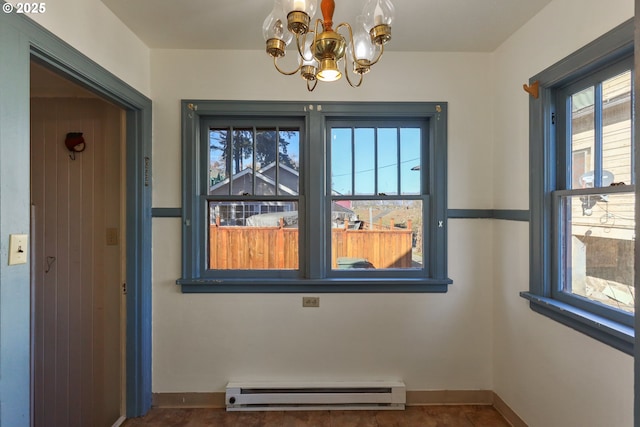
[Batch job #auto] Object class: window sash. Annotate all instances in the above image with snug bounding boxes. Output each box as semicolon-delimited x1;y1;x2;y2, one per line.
552;58;634;325
551;187;635;326
325;118;430;277
198;117;305;279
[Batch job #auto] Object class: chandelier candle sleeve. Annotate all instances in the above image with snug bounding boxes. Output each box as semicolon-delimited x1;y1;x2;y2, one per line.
263;0;394;91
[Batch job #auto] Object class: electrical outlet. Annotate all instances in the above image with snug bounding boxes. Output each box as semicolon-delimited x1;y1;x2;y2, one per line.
302;296;320;307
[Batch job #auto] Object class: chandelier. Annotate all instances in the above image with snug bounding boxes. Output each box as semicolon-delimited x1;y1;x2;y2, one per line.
262;0;395;91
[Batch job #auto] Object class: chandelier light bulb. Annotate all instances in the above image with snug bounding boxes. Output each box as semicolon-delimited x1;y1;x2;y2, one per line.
263;0;293;57
289;0;317;16
362;0;394;28
317;58;342;82
352;16;374;61
362;0;394;44
263;0;293;44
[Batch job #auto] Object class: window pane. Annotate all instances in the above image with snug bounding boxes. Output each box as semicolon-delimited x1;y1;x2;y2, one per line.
400;128;421;195
331;200;422;270
231;129;254;195
377;129;398;195
561;192;635;314
354;128;375;195
331;128;353;195
210;128;301;196
278;129;300;195
571;87;595;189
209;129;229;195
602;70;632;186
209;201;298;270
255;129;276;195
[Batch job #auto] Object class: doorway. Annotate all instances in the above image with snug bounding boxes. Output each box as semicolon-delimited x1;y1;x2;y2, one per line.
30;61;126;426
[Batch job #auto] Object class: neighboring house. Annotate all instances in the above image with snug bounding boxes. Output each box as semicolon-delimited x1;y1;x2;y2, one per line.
209;161;299;196
209;162;359;227
568;72;634;311
209;162;299;226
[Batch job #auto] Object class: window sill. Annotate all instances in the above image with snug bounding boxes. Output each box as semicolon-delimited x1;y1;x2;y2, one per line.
520;292;634;355
177;277;453;293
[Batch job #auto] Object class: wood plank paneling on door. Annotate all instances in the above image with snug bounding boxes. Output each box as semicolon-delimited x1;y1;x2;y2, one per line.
31;96;123;427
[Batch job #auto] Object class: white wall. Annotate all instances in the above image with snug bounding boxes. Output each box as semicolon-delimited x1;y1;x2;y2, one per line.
491;0;634;426
6;0;151;96
150;49;497;392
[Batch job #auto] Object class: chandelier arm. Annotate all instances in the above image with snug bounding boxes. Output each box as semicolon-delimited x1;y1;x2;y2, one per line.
273;55;303;76
335;22;352;42
314;17;325;38
295;31;317;63
336;22;384;68
336;22;384;67
295;33;306;59
343;55;364;88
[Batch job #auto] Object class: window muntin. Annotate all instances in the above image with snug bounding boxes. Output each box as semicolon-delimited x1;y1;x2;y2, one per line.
554;61;634;324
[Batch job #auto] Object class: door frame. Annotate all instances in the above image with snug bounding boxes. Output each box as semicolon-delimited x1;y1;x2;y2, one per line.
0;11;153;419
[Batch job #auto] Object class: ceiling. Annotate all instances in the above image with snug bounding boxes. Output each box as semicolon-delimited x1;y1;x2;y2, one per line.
100;0;553;52
30;62;99;98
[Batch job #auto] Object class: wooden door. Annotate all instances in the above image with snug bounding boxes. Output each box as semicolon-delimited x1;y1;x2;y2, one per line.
30;94;124;427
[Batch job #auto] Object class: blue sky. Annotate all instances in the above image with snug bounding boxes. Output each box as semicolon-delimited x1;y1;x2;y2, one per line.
331;127;421;196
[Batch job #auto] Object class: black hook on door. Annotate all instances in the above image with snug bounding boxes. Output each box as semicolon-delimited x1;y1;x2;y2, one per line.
45;256;56;273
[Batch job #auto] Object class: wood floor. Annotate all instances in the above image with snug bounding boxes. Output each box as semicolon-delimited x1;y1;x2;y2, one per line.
122;405;512;426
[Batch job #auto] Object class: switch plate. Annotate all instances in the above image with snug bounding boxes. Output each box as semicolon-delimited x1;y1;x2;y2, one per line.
106;228;119;246
8;234;28;265
302;296;320;307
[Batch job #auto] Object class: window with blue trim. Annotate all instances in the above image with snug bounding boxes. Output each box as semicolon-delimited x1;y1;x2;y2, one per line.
523;19;635;354
178;101;451;292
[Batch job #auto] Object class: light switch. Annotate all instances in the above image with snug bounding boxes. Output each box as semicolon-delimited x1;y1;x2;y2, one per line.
8;234;28;265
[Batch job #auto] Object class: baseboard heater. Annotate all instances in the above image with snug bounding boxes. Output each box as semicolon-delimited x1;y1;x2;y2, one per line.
225;381;406;411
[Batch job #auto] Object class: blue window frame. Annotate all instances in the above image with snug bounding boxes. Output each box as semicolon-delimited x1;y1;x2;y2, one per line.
178;101;451;292
522;19;635;354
